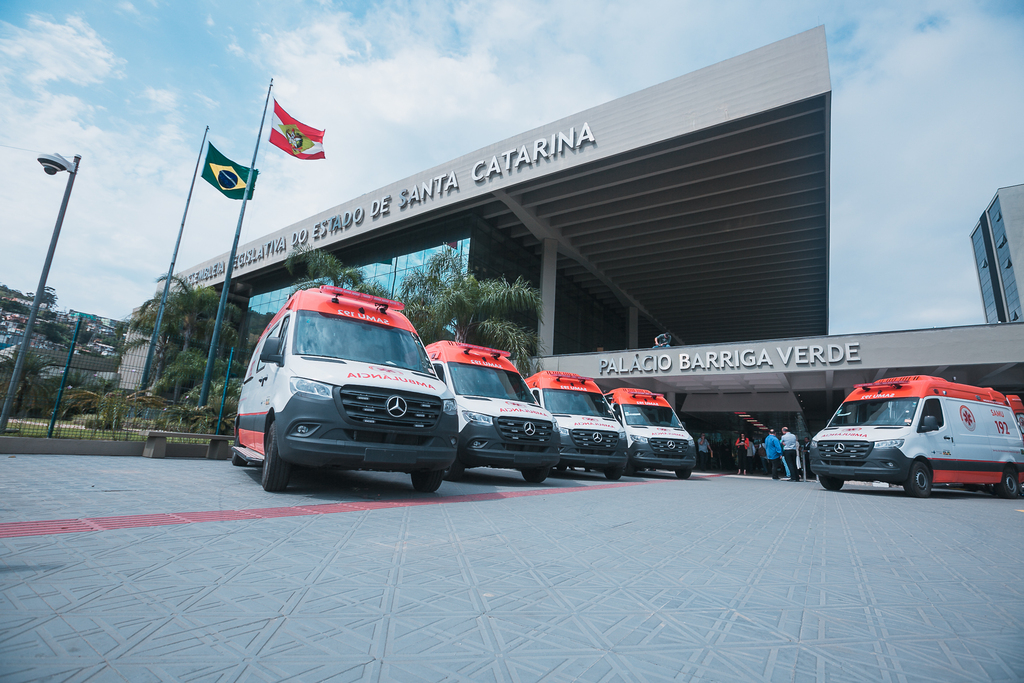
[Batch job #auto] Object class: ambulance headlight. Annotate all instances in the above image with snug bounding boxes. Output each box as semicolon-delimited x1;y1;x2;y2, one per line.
630;434;648;444
462;410;492;425
553;419;569;437
289;377;333;399
443;399;457;415
874;439;904;450
811;440;817;448
618;430;627;440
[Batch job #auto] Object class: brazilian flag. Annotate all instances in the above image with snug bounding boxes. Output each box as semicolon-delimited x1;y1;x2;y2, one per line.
201;143;258;200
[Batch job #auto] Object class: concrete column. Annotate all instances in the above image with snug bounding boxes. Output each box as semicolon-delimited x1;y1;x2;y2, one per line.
538;238;557;355
628;306;638;349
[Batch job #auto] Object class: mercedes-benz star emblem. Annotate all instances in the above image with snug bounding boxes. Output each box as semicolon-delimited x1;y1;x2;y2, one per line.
834;443;845;453
592;432;603;443
668;441;676;449
524;422;536;436
386;395;408;418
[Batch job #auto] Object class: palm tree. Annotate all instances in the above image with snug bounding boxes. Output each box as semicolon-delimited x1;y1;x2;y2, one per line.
285;245;389;297
399;249;543;371
128;276;239;394
0;351;59;421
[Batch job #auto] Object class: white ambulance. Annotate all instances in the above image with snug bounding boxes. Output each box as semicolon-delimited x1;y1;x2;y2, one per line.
425;341;560;483
232;286;458;493
811;376;1024;498
604;387;696;478
524;371;628;480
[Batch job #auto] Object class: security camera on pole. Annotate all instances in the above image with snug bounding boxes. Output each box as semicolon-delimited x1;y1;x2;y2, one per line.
0;153;81;434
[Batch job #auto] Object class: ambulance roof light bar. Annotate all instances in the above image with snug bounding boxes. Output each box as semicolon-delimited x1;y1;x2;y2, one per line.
319;285;404;312
458;343;510;359
547;371;586;383
623;388;663;398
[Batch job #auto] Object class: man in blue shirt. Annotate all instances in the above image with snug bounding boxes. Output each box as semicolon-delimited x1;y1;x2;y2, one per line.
764;429;784;480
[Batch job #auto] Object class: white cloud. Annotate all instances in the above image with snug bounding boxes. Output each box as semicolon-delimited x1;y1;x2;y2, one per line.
0;15;125;86
206;14;214;27
0;0;1021;338
117;2;140;16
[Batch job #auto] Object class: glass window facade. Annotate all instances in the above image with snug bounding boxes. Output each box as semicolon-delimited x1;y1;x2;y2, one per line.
971;222;1003;323
237;212;634;358
988;198;1020;322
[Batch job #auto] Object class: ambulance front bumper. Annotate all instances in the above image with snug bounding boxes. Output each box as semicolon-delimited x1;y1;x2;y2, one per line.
811;445;909;483
275;393;458;472
628;443;696;471
558;444;629;469
457;422;560;469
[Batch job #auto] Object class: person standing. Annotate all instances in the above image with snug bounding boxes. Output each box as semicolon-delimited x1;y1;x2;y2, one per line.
780;427;800;481
697;433;710;471
765;429;784;479
746;436;756;475
735;434;749;475
756;439;768;474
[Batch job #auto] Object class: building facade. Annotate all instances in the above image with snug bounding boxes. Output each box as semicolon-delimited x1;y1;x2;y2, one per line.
971;183;1024;324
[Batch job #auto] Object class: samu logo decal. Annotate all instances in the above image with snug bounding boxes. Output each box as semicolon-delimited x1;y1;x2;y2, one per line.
959;405;976;432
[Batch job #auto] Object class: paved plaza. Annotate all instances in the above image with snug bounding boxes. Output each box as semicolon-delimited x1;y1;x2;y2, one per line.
1;454;1023;682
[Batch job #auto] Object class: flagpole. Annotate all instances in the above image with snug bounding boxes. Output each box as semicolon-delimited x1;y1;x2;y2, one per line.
140;125;209;391
198;79;273;407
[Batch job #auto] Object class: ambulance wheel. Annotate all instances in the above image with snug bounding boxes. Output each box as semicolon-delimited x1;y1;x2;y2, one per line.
443;457;465;482
903;461;932;498
411;469;444;493
675;468;691;480
261;422;291;492
819;475;844;491
604;465;624;481
231;451;248;467
521;467;550;484
995;467;1021;499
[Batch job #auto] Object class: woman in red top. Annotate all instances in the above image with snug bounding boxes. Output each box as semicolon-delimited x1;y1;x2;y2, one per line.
735;434;750;475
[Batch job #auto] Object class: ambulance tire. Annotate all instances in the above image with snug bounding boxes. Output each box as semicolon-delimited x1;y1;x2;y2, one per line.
411;469;445;493
521;466;550;484
261;422;291;492
819;475;844;491
443;457;466;482
995;467;1020;499
903;461;932;498
555;463;568;472
675;468;691;479
604;465;624;481
231;451;248;467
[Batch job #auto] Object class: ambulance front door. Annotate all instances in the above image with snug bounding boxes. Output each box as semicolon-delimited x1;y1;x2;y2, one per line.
917;397;955;463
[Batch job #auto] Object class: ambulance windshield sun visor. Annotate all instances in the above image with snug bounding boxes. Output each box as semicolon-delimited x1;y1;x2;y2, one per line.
293;310;432;374
543;389;613;418
448;363;534;403
828;398;921;428
621;404;682;428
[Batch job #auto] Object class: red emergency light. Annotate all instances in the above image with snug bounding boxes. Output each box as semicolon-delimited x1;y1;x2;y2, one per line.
548;371;587;383
319;285;404;312
458;343;510;359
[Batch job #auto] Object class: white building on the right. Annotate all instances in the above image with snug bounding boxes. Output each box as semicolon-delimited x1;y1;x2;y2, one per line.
972;183;1024;323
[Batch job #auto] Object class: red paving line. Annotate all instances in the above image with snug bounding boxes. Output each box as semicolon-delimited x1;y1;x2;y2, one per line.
0;480;658;539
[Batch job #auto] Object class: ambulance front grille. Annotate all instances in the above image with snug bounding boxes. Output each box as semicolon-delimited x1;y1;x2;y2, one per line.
337;385;441;429
817;441;872;458
497;417;553;443
570;429;620;451
649;438;689;456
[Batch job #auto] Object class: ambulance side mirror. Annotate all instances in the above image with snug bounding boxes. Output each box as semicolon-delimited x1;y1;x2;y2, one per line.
260;337;285;366
532;389;541;404
919;415;939;433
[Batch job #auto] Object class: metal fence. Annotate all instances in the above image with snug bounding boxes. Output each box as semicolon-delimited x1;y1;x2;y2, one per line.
0;314;247;441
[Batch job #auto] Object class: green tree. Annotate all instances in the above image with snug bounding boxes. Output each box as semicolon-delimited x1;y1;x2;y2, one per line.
399;249;543;372
0;351;60;420
128;276;239;394
285;244;389;296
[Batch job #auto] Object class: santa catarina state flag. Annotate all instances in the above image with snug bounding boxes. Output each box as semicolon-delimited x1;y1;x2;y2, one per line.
201;143;258;200
269;99;325;160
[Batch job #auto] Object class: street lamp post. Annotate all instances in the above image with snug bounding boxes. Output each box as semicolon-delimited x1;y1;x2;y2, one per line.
0;153;81;435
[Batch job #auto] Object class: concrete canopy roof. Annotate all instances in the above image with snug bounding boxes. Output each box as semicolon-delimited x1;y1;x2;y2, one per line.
182;28;831;348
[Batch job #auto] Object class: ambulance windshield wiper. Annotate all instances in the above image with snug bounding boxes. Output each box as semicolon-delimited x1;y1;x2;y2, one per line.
300;356;347;364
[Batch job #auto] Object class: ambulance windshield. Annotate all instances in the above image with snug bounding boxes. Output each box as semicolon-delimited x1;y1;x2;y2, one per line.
620;404;682;428
448;363;535;403
542;390;613;417
293;310;432;373
828;398;920;428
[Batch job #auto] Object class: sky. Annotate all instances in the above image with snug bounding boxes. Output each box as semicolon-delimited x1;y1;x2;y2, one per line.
0;0;1022;336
